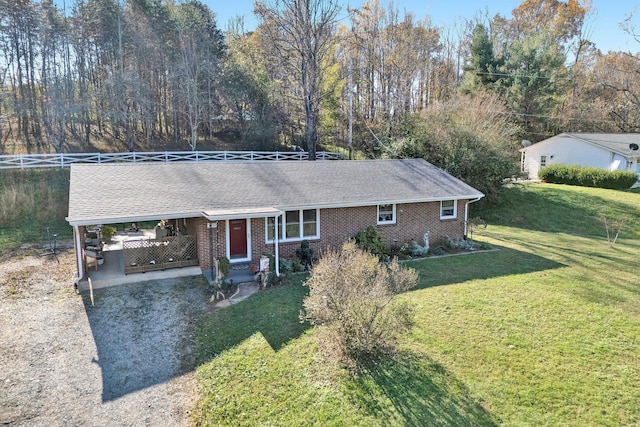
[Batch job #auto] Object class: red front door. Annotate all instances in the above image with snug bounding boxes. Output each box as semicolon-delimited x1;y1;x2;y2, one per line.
229;219;248;259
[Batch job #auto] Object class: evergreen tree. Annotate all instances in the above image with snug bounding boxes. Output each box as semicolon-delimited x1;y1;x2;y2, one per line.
460;24;504;94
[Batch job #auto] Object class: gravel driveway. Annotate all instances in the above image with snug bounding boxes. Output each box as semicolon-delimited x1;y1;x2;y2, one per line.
0;250;209;426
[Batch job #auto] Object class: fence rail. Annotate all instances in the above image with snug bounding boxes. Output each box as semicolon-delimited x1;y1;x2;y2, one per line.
0;150;344;170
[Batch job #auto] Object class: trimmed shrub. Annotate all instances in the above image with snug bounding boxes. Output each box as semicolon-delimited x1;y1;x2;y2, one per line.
539;165;637;189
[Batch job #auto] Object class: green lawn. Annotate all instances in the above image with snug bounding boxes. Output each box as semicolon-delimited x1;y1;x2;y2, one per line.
192;183;640;426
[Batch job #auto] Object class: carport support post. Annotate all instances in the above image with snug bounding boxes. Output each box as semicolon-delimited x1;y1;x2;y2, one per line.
209;222;215;285
73;225;84;281
274;213;280;276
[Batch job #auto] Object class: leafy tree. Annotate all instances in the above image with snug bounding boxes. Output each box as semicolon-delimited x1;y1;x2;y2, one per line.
502;30;566;139
221;28;279;149
510;0;590;46
301;241;417;369
592;51;640;132
383;92;520;202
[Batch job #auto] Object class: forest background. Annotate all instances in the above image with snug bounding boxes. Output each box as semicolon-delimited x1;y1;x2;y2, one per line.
1;0;640;200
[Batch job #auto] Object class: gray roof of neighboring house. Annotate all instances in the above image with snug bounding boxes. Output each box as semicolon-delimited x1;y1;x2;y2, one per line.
67;158;484;225
521;133;640;156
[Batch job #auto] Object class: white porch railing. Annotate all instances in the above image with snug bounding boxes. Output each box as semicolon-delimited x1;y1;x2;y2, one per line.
0;150;344;170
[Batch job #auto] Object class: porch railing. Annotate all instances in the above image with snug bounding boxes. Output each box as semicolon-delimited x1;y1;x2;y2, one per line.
0;150;344;170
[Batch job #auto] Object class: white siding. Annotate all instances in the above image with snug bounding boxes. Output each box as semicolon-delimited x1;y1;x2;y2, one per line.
522;136;616;179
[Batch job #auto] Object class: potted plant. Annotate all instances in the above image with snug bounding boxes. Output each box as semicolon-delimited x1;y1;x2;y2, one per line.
101;225;117;243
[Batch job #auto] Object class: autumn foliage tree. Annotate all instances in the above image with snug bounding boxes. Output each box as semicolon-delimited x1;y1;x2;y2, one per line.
301;241;417;369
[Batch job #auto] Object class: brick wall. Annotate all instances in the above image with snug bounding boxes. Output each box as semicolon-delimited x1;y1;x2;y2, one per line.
251;200;468;262
193;199;469;269
191;217;226;270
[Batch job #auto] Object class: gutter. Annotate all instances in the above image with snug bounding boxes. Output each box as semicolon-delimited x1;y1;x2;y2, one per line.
464;196;484;238
66;211;204;227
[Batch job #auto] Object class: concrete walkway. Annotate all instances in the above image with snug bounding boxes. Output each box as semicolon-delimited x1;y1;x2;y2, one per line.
212;281;260;310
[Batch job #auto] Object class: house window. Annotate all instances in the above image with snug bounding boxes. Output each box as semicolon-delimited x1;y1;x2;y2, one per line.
266;209;320;243
440;200;457;219
285;210;300;239
302;209;318;237
540;155;547;168
266;216;282;241
377;204;395;224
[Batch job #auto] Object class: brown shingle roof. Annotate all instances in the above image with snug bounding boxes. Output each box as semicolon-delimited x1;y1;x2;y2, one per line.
67;158;484;225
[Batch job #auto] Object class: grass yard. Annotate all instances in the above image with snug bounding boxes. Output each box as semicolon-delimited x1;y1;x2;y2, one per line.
192;183;640;426
0;169;72;254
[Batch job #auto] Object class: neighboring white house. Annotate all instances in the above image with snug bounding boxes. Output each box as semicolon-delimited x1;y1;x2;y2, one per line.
520;133;640;181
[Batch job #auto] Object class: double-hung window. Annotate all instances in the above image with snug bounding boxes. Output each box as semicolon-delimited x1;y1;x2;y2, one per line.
377;204;395;225
266;209;319;242
440;200;457;219
285;210;301;239
266;216;282;242
302;209;318;236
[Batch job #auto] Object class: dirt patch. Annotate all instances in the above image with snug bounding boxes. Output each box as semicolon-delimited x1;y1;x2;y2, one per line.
0;250;209;426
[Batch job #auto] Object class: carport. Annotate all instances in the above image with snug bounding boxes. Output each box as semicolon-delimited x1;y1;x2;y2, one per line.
75;226;202;290
65;162;214;284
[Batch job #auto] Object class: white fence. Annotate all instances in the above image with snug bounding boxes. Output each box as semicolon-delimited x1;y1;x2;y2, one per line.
0;150;344;169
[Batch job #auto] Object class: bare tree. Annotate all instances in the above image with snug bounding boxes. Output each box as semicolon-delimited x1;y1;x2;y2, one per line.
171;0;224;151
255;0;340;160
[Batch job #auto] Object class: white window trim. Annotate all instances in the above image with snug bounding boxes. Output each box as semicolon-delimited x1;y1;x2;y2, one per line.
265;209;320;243
440;200;457;220
377;203;396;225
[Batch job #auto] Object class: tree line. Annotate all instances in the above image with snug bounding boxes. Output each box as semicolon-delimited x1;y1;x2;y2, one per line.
1;0;639;197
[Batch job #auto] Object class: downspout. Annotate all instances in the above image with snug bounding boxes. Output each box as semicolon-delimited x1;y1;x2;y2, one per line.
274;213;280;276
73;225;84;281
464;196;483;239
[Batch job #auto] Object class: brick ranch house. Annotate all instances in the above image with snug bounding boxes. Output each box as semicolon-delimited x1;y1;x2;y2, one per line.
66;158;484;281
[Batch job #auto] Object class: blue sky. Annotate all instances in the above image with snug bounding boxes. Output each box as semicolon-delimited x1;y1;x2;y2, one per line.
205;0;639;53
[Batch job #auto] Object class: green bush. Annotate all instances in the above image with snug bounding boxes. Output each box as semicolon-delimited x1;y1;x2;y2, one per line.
217;256;230;276
279;258;293;274
291;258;304;272
295;240;314;270
354;226;385;257
406;240;429;257
539;165;637;189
